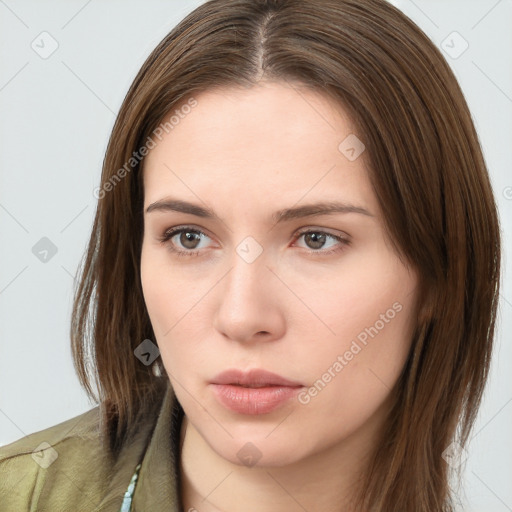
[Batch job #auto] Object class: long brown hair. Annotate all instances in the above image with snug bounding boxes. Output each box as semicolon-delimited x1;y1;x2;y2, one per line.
70;0;502;510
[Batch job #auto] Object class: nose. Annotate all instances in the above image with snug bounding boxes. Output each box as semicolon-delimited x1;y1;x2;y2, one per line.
212;248;286;344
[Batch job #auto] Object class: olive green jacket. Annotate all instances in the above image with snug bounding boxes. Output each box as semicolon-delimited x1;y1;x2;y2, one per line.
0;384;183;511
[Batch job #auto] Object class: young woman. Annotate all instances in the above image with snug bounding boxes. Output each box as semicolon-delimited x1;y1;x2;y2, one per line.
0;0;501;511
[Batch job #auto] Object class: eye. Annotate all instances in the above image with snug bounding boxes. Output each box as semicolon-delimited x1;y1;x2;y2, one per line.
293;229;350;256
158;226;212;257
157;226;350;258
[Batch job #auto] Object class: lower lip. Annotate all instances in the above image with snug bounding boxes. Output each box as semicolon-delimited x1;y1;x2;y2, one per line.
210;384;303;415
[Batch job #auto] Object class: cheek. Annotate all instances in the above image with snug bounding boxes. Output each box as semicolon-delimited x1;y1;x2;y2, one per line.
342;303;413;393
141;255;168;331
293;253;417;408
292;325;412;449
140;245;188;330
140;247;208;378
140;247;177;352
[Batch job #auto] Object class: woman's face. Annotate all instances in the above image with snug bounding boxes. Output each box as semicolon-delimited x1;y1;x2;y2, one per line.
141;81;419;467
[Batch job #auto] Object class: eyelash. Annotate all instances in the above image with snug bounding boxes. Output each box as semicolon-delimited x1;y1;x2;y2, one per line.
157;226;350;258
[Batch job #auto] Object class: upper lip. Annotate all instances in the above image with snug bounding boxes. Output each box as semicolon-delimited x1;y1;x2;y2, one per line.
210;369;303;388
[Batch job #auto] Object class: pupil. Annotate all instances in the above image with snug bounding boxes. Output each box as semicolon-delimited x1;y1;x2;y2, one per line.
307;232;325;249
182;231;199;249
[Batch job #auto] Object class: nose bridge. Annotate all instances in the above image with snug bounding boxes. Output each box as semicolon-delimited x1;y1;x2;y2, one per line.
234;234;266;268
213;235;281;340
225;235;269;301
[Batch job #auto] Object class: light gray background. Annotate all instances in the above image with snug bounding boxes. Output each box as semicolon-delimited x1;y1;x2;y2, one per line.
0;1;510;510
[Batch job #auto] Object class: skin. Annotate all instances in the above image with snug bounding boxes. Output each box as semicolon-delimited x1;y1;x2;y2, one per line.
140;81;419;512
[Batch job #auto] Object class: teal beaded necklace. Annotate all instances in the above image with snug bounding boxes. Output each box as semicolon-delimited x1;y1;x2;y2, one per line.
119;463;142;512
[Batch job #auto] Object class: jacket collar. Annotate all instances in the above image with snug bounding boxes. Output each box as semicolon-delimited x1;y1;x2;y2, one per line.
131;382;184;511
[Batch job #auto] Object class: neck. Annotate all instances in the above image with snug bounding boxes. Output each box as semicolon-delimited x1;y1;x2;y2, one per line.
179;415;378;512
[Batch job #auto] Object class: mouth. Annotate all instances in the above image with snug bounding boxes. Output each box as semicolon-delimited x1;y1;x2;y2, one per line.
210;368;303;388
209;368;304;415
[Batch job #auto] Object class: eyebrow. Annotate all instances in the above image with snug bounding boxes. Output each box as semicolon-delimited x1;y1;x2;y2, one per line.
145;198;374;223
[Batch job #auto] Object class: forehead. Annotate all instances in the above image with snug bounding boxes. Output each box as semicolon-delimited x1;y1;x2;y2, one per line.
142;81;376;215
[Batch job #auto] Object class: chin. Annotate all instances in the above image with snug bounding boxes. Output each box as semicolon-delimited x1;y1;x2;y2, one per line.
204;427;312;469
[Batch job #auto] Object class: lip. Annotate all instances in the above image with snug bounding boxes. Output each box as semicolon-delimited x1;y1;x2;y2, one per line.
210;368;303;388
209;369;304;415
